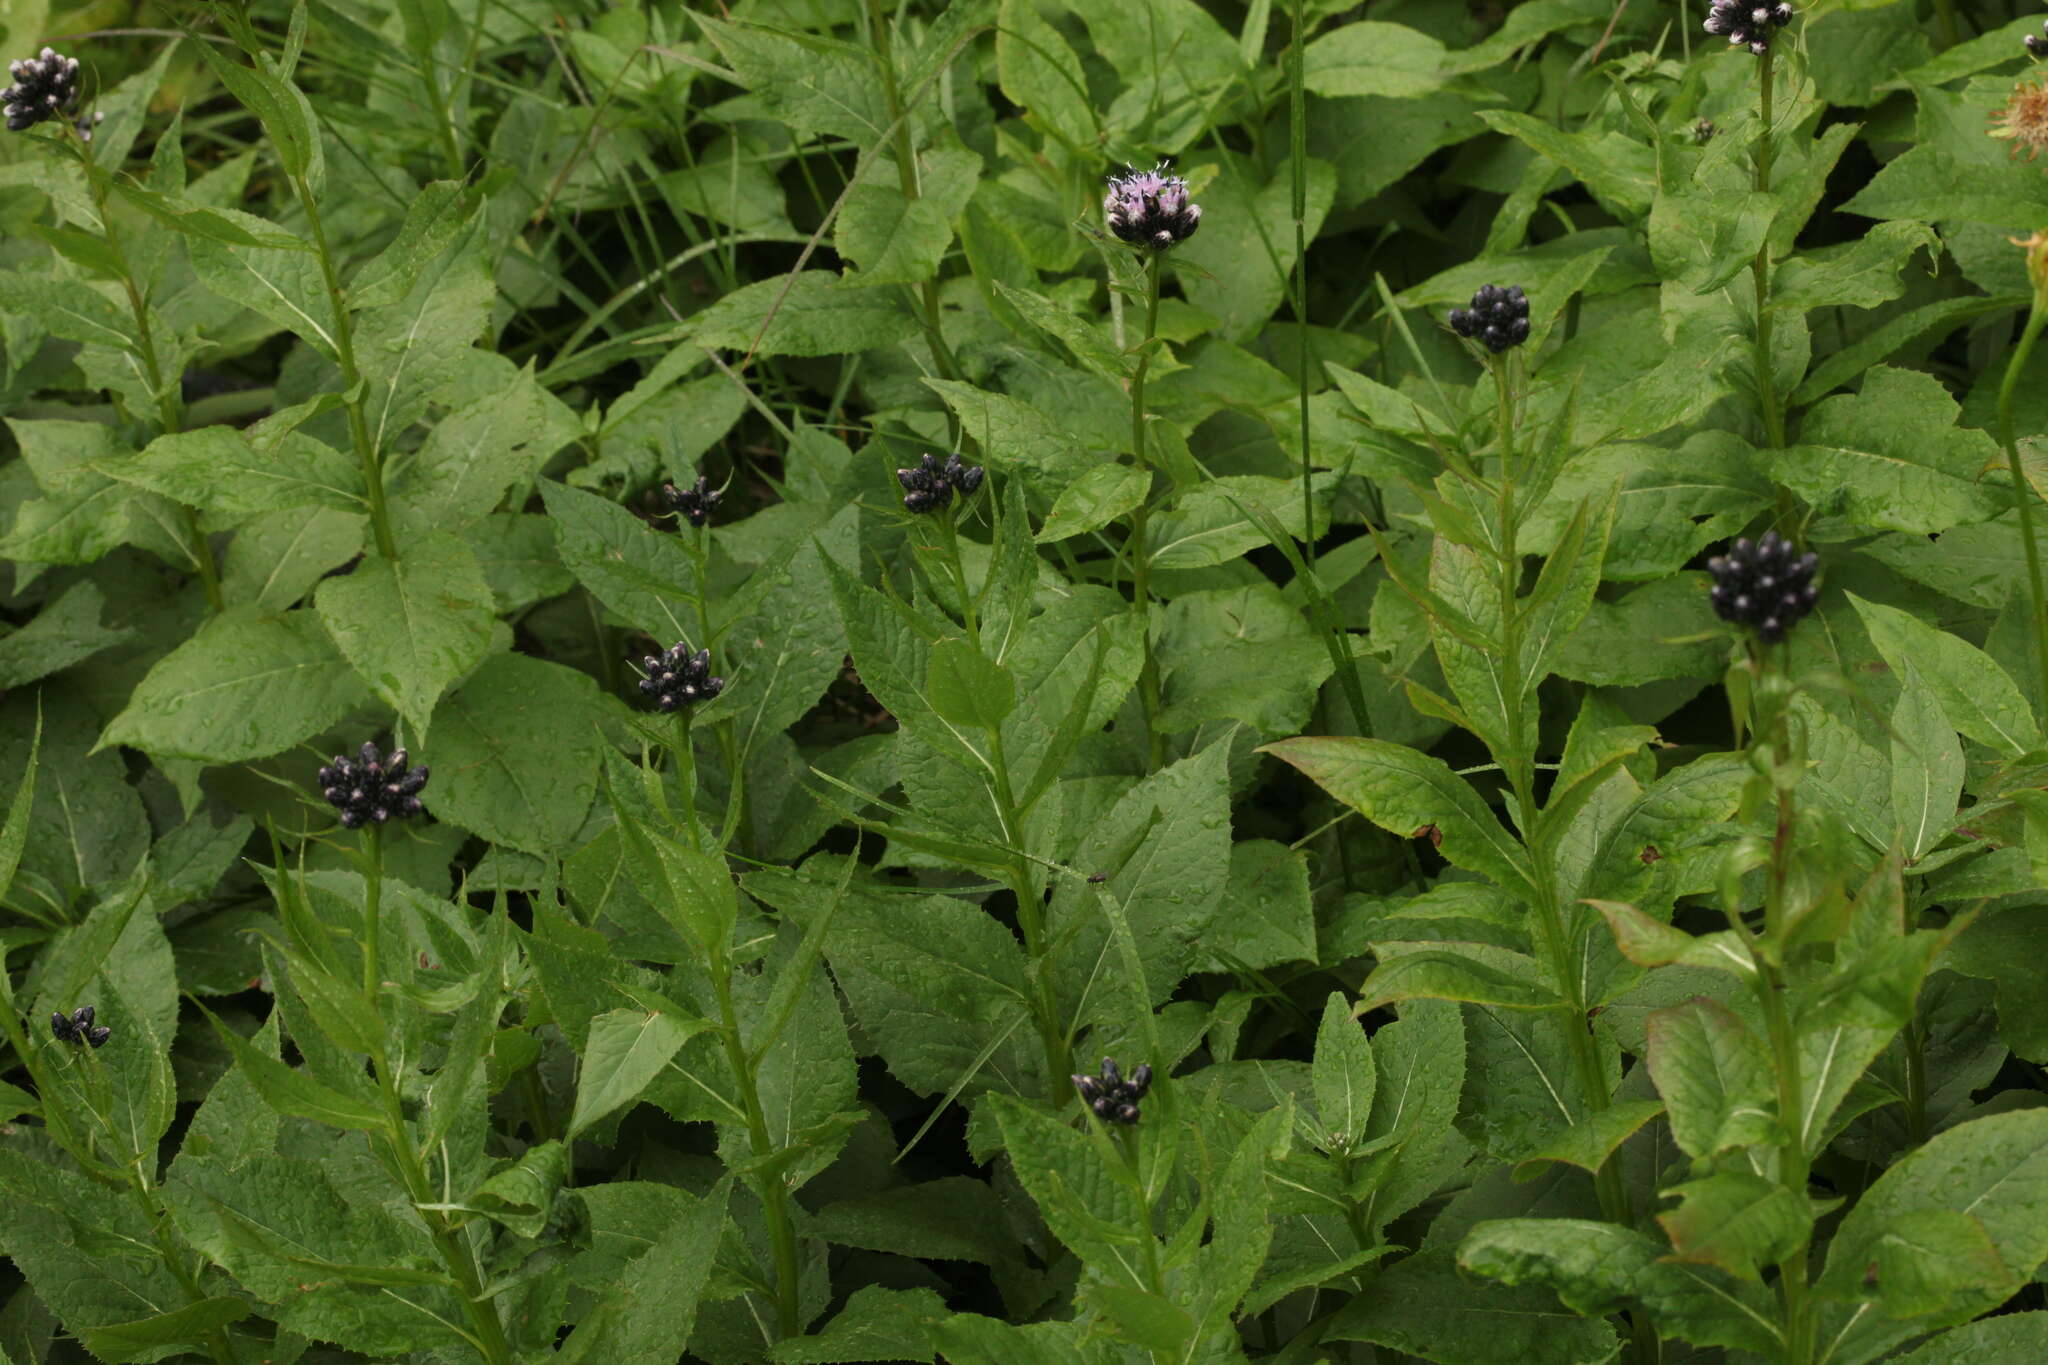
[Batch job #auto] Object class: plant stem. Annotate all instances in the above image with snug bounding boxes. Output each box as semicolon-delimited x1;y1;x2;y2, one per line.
292;173;400;561
1902;1014;1930;1148
1750;663;1814;1365
862;0;963;390
1491;354;1631;1237
1751;48;1788;455
710;948;803;1341
1289;0;1317;562
935;510;979;644
1931;0;1959;49
1127;251;1166;770
1997;304;2048;718
361;824;384;1003
81;148;224;613
357;829;516;1365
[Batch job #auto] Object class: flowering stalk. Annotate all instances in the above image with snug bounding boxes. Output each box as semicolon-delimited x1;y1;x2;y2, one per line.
12;51;227;613
1997;245;2048;715
1128;251;1166;770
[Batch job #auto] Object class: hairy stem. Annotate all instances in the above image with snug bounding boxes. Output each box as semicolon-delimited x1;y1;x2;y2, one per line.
1127;252;1166;770
1998;304;2048;717
711;950;803;1340
82;148;223;613
1751;47;1789;454
292;173;399;561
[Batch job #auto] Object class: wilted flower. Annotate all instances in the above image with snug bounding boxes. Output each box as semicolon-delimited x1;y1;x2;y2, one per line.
896;452;984;515
3;47;81;133
1708;532;1820;644
1448;284;1530;354
318;742;430;829
49;1005;110;1049
663;475;722;529
1072;1056;1153;1125
637;643;724;711
1991;76;2048;163
1103;164;1202;251
1702;0;1794;55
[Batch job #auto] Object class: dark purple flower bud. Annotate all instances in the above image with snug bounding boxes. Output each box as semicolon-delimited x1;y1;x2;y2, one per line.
1079;1056;1152;1125
896;452;984;516
2;47;81;133
319;742;431;828
1103;163;1202;251
1702;0;1793;54
86;1025;110;1048
1448;284;1530;354
1707;531;1820;643
635;641;726;712
664;475;722;529
1129;1063;1152;1097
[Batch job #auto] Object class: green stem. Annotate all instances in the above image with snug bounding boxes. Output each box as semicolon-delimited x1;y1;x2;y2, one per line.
292;173;399;561
1127;252;1166;770
1752;48;1788;455
1751;675;1813;1365
1998;304;2048;719
1931;0;1959;49
1902;1014;1930;1148
1289;0;1317;562
358;828;515;1365
81;147;223;613
361;824;384;1004
935;511;979;644
1117;1124;1164;1296
1492;355;1630;1234
126;1173;243;1365
862;0;963;390
711;951;803;1340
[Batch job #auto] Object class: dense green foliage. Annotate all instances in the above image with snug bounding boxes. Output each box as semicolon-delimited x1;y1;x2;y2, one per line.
6;0;2048;1361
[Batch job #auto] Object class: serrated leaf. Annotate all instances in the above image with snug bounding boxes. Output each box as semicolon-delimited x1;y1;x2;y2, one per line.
315;532;496;740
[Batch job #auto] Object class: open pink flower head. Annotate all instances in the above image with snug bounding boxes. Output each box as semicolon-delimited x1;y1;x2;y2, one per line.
1103;163;1201;251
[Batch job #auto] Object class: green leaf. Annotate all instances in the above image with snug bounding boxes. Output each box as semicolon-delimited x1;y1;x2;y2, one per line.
1893;1313;2048;1363
1262;736;1536;896
988;1094;1145;1284
1645;997;1778;1159
1889;658;1965;860
1149;473;1333;570
1849;592;2043;757
1312;991;1375;1147
613;815;738;959
399;366;573;523
1649;188;1775;295
568;1010;709;1139
926;637;1016;731
1328;1247;1619;1365
1460;1218;1781;1356
81;1299;251;1362
695;16;888;143
315;532;497;741
539;479;701;640
1302;21;1448;98
111;424;363;517
349;182;485;310
685;270;919;358
188;232;341;358
1657;1170;1812;1282
773;1287;946;1364
0;581;135;689
1159;582;1334;736
1771;220;1940;312
1035;463;1149;544
838;144;982;286
1817;1110;2048;1345
924;379;1092;484
1512;1099;1665;1181
199;1003;385;1131
994;0;1095;150
427;653;604;853
100;609;371;764
1358;943;1562;1012
1764;368;2004;535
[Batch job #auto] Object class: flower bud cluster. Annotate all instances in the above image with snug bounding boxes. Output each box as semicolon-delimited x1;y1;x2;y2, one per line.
1103;164;1202;251
638;644;724;711
3;47;80;133
50;1005;110;1049
1708;532;1820;644
896;452;984;515
663;475;722;529
1072;1056;1152;1125
1448;284;1530;354
2029;20;2048;57
318;742;430;828
1703;0;1795;55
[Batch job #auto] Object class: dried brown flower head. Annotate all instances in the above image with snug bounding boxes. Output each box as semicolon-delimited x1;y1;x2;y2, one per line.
1990;76;2048;162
